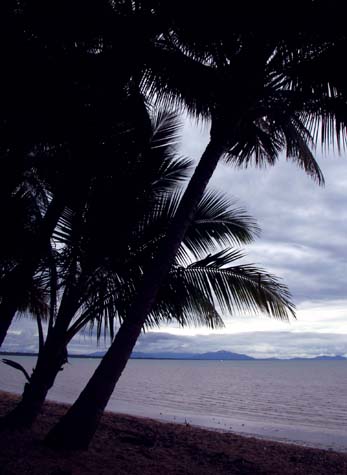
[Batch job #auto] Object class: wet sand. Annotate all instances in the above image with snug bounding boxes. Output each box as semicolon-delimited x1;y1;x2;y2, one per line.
0;390;346;474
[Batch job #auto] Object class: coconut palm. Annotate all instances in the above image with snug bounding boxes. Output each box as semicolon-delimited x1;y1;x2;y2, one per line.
45;31;347;449
0;110;293;429
0;104;170;423
0;79;155;346
0;0;161;345
1;2;346;447
0;1;250;345
0;160;59;346
1;194;290;428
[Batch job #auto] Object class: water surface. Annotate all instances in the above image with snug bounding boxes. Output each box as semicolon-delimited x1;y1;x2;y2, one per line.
1;356;346;452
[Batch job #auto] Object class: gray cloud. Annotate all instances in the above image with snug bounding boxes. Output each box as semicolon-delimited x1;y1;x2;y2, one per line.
182;121;347;306
133;331;347;359
2;317;346;359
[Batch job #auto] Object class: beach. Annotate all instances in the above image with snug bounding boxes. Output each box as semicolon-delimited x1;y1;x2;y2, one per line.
1;391;346;475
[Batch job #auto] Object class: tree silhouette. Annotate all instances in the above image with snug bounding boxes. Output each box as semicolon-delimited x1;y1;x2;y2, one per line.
0;1;346;450
1;111;293;429
45;30;347;449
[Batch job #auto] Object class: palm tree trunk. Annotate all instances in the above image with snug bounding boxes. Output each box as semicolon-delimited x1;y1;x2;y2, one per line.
0;194;65;347
45;138;226;450
0;281;82;429
0;343;68;429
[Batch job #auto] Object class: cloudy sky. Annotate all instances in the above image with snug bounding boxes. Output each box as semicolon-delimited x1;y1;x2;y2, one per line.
3;119;347;358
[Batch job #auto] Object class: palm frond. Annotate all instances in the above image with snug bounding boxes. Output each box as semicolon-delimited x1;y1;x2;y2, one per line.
152;156;193;193
149;278;224;329
183;190;258;260
1;359;31;382
16;271;50;322
182;250;295;320
142;39;215;119
150;109;183;149
138;188;258;267
283;118;325;185
53;206;75;245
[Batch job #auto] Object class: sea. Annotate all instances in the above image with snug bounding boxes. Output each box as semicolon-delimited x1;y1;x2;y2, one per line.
0;356;346;453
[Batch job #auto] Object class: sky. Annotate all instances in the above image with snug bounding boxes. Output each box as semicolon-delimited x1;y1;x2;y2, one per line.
2;118;347;358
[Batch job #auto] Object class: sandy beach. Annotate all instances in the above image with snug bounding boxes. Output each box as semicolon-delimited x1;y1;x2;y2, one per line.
0;391;346;474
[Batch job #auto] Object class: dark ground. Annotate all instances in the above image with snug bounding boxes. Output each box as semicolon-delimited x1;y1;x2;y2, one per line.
0;391;346;475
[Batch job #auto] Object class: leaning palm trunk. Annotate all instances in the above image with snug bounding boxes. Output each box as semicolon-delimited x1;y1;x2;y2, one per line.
0;280;81;428
1;342;69;429
0;194;65;347
45;138;228;449
0;340;68;428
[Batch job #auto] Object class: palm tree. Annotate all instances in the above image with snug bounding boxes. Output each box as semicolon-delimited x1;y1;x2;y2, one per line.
0;0;161;346
0;1;259;346
0;158;60;346
45;32;347;449
0;104;168;423
1;209;291;428
0;111;293;429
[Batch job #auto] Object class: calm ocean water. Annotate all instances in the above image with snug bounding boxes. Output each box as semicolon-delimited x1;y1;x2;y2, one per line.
0;356;346;452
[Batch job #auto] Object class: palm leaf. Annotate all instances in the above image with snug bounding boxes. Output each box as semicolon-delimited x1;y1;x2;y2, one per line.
2;359;31;382
150;109;183;150
138;189;258;266
182;250;295;320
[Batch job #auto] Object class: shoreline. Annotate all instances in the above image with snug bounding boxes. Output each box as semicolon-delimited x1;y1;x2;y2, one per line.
1;390;347;474
108;404;347;454
3;354;346;454
5;386;347;454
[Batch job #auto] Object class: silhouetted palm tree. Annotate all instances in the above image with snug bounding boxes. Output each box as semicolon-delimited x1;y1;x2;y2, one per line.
0;157;60;346
46;32;347;449
0;1;162;345
1;111;293;429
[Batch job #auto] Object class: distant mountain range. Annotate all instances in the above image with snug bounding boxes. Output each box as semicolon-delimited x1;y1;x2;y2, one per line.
134;350;253;360
86;350;347;361
88;349;253;360
1;349;346;361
